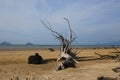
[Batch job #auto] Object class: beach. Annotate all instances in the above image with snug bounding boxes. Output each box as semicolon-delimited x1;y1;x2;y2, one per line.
0;47;120;80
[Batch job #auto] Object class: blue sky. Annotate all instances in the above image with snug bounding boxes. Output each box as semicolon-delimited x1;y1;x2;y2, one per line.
0;0;120;45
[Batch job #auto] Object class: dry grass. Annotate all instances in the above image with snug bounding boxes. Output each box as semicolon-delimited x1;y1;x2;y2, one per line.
0;48;120;80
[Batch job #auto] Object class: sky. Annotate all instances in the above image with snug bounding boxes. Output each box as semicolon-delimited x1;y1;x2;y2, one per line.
0;0;120;45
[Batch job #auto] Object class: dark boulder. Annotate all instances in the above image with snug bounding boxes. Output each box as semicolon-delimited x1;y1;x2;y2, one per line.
48;48;54;51
28;53;43;64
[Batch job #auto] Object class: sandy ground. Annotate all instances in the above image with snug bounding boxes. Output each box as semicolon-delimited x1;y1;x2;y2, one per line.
0;48;120;80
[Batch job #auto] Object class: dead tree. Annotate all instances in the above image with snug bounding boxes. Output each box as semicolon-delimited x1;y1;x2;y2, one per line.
41;18;78;63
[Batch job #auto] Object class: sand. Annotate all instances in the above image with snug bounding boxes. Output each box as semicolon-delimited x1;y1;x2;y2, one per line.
0;48;120;80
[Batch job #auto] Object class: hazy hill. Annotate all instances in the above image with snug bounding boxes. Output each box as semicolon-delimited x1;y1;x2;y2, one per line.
25;43;34;46
0;41;12;46
97;41;120;45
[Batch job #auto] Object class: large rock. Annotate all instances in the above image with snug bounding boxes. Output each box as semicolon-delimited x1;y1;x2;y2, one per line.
28;53;43;64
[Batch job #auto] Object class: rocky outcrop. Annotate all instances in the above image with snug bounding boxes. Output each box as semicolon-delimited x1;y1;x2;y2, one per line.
28;53;43;64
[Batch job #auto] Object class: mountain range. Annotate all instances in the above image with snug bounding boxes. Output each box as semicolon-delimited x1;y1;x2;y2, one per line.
97;41;120;45
0;41;34;46
0;41;120;45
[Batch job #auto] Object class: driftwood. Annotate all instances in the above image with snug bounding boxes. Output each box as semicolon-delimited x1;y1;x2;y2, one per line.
111;45;120;62
41;18;78;70
11;76;39;80
28;53;43;64
115;54;120;62
56;57;76;71
112;67;120;73
97;76;118;80
94;46;120;62
112;45;120;53
94;52;117;59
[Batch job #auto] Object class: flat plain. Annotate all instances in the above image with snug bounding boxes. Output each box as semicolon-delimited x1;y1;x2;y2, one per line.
0;48;120;80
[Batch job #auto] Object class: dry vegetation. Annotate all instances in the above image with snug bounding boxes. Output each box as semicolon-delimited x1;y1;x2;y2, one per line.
0;48;120;80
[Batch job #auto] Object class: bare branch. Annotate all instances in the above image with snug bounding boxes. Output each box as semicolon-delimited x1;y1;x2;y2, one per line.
64;18;76;51
64;17;73;42
74;49;83;55
112;45;120;53
41;20;67;52
41;20;61;38
63;18;74;53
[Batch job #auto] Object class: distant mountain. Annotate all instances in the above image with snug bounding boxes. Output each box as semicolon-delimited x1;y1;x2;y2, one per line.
97;41;120;45
0;41;12;46
25;43;34;46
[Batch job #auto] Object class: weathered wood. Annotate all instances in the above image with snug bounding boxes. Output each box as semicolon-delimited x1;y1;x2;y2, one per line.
94;52;118;59
115;54;120;62
111;45;120;62
112;67;120;73
41;18;78;70
97;76;118;80
56;57;76;71
112;45;120;53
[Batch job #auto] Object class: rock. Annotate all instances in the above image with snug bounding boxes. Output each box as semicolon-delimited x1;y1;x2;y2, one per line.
28;53;43;64
48;48;54;51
